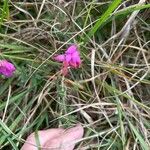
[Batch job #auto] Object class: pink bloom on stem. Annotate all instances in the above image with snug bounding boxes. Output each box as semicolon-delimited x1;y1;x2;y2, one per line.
54;45;81;75
0;60;16;77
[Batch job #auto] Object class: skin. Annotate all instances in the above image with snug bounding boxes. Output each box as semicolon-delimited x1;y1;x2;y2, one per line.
21;124;84;150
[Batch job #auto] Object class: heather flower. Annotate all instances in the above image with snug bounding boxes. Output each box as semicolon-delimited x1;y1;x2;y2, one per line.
54;45;81;75
0;60;16;77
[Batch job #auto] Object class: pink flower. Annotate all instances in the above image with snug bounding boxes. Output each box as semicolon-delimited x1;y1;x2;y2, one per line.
0;60;16;77
54;45;81;75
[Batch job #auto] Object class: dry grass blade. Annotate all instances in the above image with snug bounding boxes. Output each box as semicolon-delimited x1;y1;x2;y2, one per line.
0;0;150;150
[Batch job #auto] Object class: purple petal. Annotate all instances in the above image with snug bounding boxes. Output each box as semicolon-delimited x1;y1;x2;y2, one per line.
0;60;16;77
74;56;81;66
65;45;77;54
70;51;81;68
53;54;65;62
65;54;72;62
72;51;80;58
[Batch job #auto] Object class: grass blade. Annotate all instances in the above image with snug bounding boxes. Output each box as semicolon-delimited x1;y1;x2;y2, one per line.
88;0;121;38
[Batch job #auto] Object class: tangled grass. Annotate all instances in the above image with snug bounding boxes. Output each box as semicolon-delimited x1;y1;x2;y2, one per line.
0;0;150;149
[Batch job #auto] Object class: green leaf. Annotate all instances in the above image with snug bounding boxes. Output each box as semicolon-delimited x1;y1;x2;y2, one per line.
129;121;149;150
88;0;121;38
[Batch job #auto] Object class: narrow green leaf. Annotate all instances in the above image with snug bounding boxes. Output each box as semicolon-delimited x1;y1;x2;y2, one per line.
129;121;149;150
88;0;121;38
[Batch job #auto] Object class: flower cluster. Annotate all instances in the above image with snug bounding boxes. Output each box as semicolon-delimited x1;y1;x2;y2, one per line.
0;60;16;77
54;45;81;75
0;45;81;77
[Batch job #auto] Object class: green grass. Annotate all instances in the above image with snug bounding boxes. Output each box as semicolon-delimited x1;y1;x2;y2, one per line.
0;0;9;28
0;0;150;149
